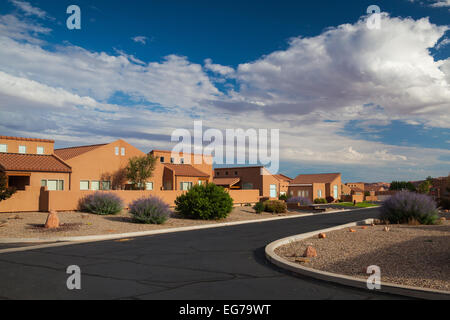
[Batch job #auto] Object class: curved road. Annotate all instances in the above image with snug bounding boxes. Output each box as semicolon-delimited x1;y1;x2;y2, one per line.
0;208;405;300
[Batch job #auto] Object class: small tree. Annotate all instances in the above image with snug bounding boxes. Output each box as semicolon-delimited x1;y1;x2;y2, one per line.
0;172;16;201
390;181;416;192
126;154;157;190
417;180;432;194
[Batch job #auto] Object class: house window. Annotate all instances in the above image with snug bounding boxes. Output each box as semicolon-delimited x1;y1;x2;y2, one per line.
0;144;7;153
216;172;220;176
102;181;111;190
290;191;294;196
198;180;203;185
115;147;119;155
234;171;238;176
170;157;174;164
160;157;165;163
333;185;338;199
37;146;44;155
180;158;184;164
180;182;193;191
318;190;322;198
243;182;253;189
19;145;26;154
121;147;125;156
145;182;153;190
80;181;90;190
270;184;277;198
44;180;64;191
91;181;100;191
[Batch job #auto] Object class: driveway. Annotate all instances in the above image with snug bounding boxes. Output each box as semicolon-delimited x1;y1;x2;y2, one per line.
0;208;407;300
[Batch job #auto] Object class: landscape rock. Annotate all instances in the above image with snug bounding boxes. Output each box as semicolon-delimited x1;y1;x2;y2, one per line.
318;233;326;239
303;246;317;258
44;211;60;229
383;226;390;232
349;228;356;233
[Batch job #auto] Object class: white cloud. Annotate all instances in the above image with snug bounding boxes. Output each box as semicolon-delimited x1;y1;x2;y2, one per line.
132;36;148;45
0;11;449;180
204;59;235;77
430;0;450;7
9;0;50;19
219;14;450;128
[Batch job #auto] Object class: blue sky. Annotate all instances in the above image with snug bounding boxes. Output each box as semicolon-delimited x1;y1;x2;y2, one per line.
0;0;449;182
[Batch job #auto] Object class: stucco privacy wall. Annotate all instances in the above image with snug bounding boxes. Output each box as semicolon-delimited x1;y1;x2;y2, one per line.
0;187;44;212
46;189;260;211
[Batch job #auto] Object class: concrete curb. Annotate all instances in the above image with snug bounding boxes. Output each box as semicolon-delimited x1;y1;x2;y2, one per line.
265;219;450;300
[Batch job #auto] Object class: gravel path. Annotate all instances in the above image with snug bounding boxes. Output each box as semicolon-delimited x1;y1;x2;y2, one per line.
0;207;344;239
275;220;450;292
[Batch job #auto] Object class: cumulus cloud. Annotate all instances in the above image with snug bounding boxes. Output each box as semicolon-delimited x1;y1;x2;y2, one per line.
224;14;450;128
0;10;449;180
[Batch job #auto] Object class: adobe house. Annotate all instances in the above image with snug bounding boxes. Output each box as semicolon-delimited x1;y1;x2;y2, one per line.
149;150;212;190
213;166;288;199
288;173;342;202
0;136;71;190
346;182;365;192
55;140;146;190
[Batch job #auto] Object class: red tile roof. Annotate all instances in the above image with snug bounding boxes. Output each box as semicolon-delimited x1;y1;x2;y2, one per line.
213;177;240;187
55;144;107;160
164;164;210;177
0;153;71;173
291;173;341;184
0;136;54;143
274;174;292;182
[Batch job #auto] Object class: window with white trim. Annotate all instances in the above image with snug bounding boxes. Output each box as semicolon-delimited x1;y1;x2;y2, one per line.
121;147;125;156
19;145;26;154
42;180;64;191
180;182;193;191
318;190;322;198
0;144;7;153
145;182;153;190
91;181;100;191
102;181;111;190
115;147;119;155
80;181;90;190
37;146;44;155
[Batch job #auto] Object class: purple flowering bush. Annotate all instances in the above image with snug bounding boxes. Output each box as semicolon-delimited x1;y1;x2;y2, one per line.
129;196;170;224
380;191;439;225
287;196;312;206
79;192;124;215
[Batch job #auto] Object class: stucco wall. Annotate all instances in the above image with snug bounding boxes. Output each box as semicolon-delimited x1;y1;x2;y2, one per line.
0;186;45;212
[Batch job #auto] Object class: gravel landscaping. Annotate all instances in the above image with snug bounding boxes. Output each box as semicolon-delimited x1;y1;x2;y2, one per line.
275;217;450;292
0;206;345;240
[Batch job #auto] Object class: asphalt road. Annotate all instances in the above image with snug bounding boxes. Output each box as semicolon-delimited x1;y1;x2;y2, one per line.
0;208;407;300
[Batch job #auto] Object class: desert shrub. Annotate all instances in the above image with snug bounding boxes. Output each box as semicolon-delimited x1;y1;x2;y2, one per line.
287;196;312;206
79;192;123;215
129;196;170;224
278;194;288;201
326;196;335;203
175;183;233;220
314;198;327;204
263;200;287;213
253;202;265;214
380;191;439;225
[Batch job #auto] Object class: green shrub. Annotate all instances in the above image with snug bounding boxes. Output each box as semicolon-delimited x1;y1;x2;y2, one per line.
263;200;287;213
380;191;439;225
278;194;288;201
175;183;233;220
326;196;335;203
253;202;265;214
314;198;327;204
79;192;123;215
129;196;170;224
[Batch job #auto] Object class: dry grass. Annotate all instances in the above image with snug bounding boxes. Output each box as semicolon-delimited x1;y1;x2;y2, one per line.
275;218;450;292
